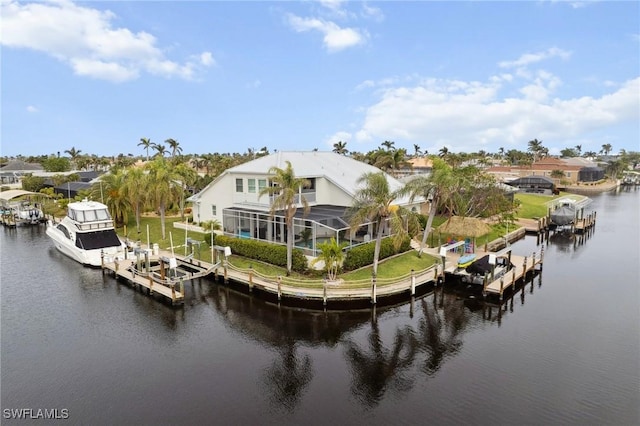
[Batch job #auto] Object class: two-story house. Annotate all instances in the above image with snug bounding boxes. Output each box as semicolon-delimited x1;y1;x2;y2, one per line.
187;151;423;256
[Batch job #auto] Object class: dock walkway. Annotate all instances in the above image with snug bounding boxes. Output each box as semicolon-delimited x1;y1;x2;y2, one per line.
102;251;217;305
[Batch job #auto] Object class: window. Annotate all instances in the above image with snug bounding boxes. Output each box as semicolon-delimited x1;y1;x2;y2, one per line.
258;179;267;192
235;178;243;192
248;178;256;193
211;205;217;216
566;172;571;177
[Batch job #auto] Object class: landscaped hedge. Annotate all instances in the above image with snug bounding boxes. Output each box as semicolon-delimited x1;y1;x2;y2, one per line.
342;236;411;272
212;234;307;273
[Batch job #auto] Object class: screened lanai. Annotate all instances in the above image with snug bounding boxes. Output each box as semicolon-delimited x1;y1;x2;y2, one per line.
222;204;382;256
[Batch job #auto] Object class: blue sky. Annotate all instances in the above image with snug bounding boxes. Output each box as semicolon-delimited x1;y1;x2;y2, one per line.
2;0;638;158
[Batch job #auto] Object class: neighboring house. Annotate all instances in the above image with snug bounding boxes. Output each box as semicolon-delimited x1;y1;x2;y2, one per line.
395;157;433;179
187;151;423;256
487;157;604;185
0;160;44;186
506;176;557;195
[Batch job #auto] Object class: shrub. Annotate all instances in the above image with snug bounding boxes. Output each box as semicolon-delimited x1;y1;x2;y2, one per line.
343;236;411;271
214;235;307;273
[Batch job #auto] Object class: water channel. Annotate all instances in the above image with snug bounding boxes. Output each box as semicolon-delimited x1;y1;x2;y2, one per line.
1;187;638;424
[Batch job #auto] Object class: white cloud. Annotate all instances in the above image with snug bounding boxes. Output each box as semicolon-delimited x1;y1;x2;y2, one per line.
0;0;214;82
286;13;367;52
325;131;352;148
26;105;38;113
246;79;261;89
352;73;639;154
499;47;571;69
361;3;384;22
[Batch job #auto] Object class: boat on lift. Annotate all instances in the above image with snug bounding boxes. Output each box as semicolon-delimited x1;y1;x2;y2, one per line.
0;189;46;226
46;198;125;267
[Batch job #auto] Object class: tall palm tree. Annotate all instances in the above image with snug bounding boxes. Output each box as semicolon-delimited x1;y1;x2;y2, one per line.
527;139;545;162
138;137;154;161
64;147;82;169
381;140;395;151
165;138;182;159
413;144;422;157
146;157;181;240
348;172;407;278
258;161;310;275
174;162;197;221
401;158;454;256
438;146;449;159
332;141;349;155
152;143;168;158
91;169;131;227
600;143;612;156
123;166;148;234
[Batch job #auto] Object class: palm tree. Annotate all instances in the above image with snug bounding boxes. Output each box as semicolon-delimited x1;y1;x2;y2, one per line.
381;140;395;151
527;139;545;162
438;146;449;159
152;143;168;158
348;172;408;278
174;162;197;221
138;137;154;161
311;238;347;281
332;141;349;155
401;158;454;256
413;144;422;157
64;147;82;169
166;138;182;159
258;161;310;276
123;166;147;234
146;157;181;240
91;169;131;227
600;143;613;156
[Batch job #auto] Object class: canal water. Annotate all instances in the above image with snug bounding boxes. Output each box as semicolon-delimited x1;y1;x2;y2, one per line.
1;188;638;425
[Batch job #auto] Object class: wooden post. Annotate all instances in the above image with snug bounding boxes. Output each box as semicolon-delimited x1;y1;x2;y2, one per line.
482;273;488;298
277;276;282;301
149;274;153;294
323;279;327;306
179;280;184;301
249;266;253;292
171;283;176;302
371;277;377;305
224;259;228;284
523;256;527;279
499;276;504;301
410;269;416;296
114;257;119;273
434;265;439;287
440;255;446;283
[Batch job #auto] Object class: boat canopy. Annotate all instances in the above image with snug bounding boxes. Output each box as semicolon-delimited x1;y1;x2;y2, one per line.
0;189;48;202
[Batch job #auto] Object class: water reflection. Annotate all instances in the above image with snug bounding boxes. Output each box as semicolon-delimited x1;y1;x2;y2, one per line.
194;278;547;410
263;342;313;412
344;318;416;407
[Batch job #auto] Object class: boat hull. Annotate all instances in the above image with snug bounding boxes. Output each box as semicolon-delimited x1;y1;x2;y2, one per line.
46;225;124;267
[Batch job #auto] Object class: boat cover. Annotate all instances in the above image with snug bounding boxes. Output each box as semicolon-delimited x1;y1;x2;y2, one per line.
75;229;122;250
465;255;492;274
550;205;575;226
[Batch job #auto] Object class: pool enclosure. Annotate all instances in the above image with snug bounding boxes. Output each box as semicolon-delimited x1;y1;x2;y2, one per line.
222;204;386;256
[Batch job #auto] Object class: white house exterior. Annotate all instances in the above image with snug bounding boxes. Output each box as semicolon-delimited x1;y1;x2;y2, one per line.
187;151;423;256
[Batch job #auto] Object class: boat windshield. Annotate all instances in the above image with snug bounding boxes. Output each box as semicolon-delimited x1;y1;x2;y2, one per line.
75;229;122;250
69;208;111;223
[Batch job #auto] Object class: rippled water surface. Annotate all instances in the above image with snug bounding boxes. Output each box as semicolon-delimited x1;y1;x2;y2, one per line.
2;188;639;425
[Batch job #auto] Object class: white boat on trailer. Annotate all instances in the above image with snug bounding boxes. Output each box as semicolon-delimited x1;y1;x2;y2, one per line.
46;198;125;267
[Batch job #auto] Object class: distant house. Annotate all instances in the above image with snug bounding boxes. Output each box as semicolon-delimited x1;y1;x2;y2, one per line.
0;160;44;186
187;151;423;256
487;157;605;186
506;176;556;195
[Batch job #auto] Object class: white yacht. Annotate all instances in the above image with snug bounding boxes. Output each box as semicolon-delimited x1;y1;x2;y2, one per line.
46;199;125;267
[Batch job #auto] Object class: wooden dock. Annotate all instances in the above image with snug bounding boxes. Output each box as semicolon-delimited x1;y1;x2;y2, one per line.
102;251;218;305
482;253;543;299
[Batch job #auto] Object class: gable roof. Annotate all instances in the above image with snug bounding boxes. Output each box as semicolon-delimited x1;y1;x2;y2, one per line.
190;151;415;204
0;160;44;171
